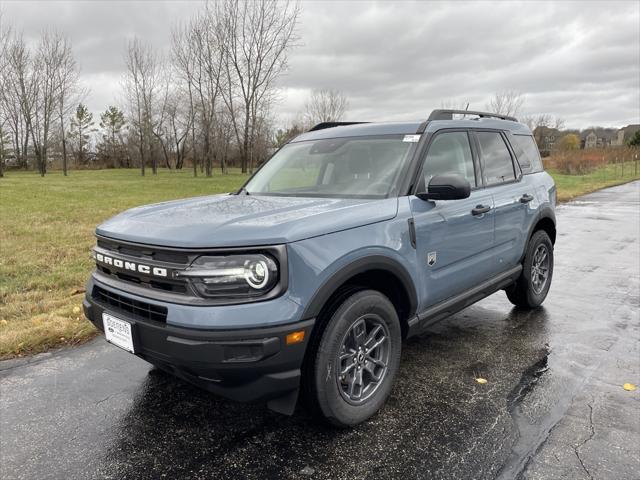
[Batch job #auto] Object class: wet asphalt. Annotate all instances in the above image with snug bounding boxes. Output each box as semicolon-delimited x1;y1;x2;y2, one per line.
1;182;639;480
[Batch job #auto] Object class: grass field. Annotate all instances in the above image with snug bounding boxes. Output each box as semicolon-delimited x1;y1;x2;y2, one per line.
549;161;640;202
0;168;249;359
1;163;639;359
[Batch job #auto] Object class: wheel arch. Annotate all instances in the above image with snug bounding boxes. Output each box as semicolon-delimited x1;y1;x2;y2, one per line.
301;255;418;339
519;208;556;265
530;208;556;245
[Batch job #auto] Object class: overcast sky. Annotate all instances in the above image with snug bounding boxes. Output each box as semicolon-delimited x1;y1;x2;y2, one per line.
3;0;639;129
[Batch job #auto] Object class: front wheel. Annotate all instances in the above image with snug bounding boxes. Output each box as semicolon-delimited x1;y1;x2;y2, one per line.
305;289;402;427
506;230;554;308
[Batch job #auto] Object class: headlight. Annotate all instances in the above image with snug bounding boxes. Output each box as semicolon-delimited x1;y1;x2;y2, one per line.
178;254;279;299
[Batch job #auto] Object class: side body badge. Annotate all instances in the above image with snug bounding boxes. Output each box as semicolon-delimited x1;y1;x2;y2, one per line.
427;251;437;266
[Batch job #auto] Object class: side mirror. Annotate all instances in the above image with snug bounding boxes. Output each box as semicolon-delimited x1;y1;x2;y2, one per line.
416;174;471;201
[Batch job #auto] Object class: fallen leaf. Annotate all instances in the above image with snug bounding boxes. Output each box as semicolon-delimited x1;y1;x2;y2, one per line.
72;306;81;314
70;288;86;296
623;383;637;391
476;378;488;384
0;320;7;326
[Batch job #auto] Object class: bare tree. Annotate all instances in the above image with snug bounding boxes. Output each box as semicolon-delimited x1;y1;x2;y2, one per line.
304;88;348;126
217;0;300;173
123;37;161;175
522;113;565;131
54;35;80;176
0;12;11;178
24;29;69;176
165;92;191;170
171;21;200;176
193;8;225;176
486;91;525;117
5;33;37;172
0;23;22;173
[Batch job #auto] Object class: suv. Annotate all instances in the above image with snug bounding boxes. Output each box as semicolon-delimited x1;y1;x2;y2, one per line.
84;109;556;427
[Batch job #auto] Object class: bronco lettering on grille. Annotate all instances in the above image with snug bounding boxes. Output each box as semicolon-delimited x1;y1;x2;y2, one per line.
95;252;168;277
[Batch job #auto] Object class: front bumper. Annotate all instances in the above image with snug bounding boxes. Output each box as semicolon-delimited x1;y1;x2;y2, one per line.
83;286;315;405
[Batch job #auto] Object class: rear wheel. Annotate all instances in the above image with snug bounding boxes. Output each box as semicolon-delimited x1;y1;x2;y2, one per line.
506;230;554;308
304;289;402;427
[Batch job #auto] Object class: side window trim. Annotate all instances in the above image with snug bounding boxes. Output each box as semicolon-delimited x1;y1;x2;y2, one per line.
500;131;522;180
412;128;479;194
470;129;520;188
507;133;543;175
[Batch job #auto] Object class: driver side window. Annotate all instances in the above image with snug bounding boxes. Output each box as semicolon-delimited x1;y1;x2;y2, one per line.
422;131;476;187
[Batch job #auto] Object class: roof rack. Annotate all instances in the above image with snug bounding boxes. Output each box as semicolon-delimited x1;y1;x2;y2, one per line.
308;121;370;132
416;109;518;134
428;109;518;122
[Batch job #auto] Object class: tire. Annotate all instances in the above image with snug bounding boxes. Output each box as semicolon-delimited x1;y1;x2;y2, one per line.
304;289;402;427
506;230;554;309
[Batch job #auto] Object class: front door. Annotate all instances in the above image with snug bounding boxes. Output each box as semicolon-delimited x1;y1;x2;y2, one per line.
410;130;495;309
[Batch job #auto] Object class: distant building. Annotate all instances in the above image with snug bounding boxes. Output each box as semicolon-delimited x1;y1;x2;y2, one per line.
611;124;640;146
580;125;640;149
532;126;560;156
533;124;640;153
580;128;618;149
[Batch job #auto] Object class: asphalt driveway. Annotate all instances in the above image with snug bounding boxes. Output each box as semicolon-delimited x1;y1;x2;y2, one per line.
1;182;638;480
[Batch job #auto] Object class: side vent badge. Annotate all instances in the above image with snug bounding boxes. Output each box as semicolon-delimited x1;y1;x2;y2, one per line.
427;252;437;267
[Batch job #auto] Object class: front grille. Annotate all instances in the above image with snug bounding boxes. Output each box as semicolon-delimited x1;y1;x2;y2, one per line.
97;238;191;264
93;286;168;323
95;238;193;295
96;265;188;294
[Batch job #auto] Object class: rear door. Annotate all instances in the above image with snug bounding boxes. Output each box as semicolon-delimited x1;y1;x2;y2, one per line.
409;130;495;308
472;130;533;272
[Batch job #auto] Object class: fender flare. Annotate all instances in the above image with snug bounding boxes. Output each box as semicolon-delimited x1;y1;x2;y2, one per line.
520;206;556;263
301;255;419;320
528;206;556;242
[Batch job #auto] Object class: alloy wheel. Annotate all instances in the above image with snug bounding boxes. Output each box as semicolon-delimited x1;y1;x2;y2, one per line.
531;244;550;294
335;314;390;405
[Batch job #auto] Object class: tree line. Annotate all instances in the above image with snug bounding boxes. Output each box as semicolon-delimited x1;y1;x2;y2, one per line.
0;1;327;178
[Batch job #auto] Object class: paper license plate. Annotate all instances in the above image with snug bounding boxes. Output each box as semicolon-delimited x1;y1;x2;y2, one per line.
102;312;135;353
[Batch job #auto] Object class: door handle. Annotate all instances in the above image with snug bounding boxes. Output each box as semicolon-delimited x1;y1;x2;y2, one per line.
472;204;491;216
520;194;534;204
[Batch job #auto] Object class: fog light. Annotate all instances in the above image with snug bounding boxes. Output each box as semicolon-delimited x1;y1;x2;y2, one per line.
286;330;305;345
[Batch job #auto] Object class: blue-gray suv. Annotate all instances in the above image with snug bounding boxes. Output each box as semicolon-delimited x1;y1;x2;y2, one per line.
84;109;556;427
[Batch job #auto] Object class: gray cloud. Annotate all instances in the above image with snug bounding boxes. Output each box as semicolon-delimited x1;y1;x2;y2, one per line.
4;0;639;129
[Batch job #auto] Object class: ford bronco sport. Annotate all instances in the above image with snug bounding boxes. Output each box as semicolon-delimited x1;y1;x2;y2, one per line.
84;109;556;427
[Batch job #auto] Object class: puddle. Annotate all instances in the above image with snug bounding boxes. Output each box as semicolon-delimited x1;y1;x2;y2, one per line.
507;347;550;413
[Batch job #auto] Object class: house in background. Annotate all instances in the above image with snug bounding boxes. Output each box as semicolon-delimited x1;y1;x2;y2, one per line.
533;126;560;156
580;125;640;149
611;124;640;146
580;128;618;149
534;124;639;154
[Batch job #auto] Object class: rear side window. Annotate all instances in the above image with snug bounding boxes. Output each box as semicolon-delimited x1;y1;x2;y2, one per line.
510;134;543;174
422;131;476;187
476;131;516;185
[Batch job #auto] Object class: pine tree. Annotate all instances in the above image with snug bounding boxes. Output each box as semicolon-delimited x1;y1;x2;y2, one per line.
99;106;126;166
69;104;96;165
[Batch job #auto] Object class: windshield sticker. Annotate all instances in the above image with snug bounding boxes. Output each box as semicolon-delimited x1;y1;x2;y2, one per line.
403;135;421;143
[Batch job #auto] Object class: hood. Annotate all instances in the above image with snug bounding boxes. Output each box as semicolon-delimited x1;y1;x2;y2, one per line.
96;194;399;248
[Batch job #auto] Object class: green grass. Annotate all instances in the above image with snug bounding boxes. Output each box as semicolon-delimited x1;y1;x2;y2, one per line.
548;161;640;202
0;163;638;359
0;168;248;359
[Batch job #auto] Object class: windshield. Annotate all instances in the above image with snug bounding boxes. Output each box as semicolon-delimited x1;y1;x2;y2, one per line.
243;135;417;198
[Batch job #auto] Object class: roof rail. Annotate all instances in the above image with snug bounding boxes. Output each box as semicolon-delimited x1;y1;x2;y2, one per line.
308;121;369;132
428;109;518;122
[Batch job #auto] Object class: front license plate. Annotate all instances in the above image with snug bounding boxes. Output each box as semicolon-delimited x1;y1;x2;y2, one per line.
102;312;135;353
